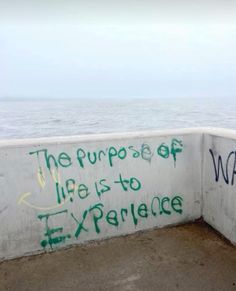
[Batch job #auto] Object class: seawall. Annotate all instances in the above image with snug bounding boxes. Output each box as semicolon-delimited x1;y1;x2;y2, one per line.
0;128;235;261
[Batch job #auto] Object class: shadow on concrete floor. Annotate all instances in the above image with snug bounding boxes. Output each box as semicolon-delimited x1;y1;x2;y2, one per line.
1;222;236;291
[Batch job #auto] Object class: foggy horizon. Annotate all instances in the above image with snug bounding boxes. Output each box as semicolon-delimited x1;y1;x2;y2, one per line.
1;1;236;99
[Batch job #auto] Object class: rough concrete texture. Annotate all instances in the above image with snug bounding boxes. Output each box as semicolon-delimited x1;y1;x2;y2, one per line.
1;222;236;291
0;130;202;260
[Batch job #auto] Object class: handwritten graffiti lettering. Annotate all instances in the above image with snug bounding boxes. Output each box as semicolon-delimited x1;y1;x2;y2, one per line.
55;174;141;205
29;149;72;171
17;137;185;251
38;194;184;248
94;179;111;198
38;209;71;249
18;173;142;210
171;139;183;165
114;174;141;191
209;149;236;185
157;138;183;166
29;139;183;173
22;139;183;207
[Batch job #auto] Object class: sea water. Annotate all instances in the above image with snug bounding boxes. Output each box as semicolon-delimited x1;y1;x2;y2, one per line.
0;97;235;139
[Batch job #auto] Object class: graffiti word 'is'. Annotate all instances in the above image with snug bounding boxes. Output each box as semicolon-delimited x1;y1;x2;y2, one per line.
56;174;141;204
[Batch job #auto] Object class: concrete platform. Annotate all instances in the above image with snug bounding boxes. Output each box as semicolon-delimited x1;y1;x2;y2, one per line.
1;222;236;291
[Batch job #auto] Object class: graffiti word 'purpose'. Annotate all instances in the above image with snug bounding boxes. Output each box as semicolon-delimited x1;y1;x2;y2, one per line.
29;138;183;172
17;137;185;251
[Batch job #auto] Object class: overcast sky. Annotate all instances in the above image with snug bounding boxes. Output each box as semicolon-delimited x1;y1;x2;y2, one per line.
0;0;236;99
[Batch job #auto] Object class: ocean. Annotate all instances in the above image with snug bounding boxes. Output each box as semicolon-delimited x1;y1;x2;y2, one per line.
0;97;235;139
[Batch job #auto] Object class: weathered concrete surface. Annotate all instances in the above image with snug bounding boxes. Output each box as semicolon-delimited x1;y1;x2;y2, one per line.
0;129;202;260
1;222;236;291
203;132;236;243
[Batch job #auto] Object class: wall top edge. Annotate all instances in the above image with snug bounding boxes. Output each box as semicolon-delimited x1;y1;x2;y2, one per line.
0;128;203;148
0;127;235;148
202;127;236;140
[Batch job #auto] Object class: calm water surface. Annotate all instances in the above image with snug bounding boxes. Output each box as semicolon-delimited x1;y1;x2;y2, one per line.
0;98;235;139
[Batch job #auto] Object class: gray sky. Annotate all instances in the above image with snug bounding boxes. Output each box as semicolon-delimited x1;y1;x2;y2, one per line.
0;0;236;99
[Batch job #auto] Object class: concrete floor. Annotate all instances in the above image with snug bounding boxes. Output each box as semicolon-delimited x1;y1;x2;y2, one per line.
1;222;236;291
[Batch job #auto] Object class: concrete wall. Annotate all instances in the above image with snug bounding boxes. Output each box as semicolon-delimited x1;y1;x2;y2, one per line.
2;127;236;262
203;129;236;244
0;129;202;261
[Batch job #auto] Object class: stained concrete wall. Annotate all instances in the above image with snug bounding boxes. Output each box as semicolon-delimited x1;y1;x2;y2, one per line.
0;129;202;261
2;127;236;262
203;129;236;244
